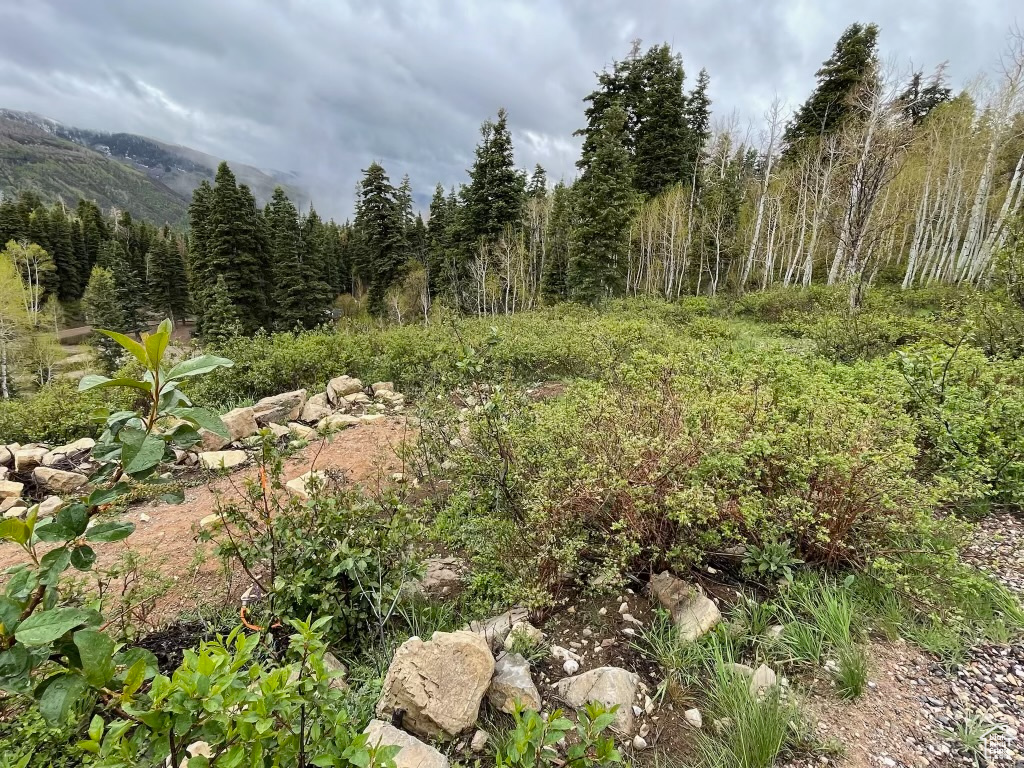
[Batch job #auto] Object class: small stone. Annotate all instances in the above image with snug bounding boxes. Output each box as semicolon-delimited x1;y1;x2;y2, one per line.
37;496;64;516
632;705;642;717
318;413;361;431
199;513;223;530
139;512;150;522
285;471;328;500
638;723;650;738
198;450;246;470
14;447;48;472
632;735;648;750
749;664;777;696
618;602;629;614
33;466;89;494
470;730;489;753
684;708;702;728
563;659;580;675
0;480;24;499
598;607;608;616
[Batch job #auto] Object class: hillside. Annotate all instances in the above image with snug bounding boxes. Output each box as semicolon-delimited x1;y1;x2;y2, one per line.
0;109;307;225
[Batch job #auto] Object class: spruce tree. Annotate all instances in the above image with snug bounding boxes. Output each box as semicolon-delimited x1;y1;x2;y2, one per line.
782;22;880;157
685;68;712;179
81;266;128;369
48;207;80;301
266;187;306;329
528;165;548;199
461;109;526;242
353;162;406;315
202;275;244;345
570;103;635;302
97;240;146;335
300;207;336;327
632;44;691;196
426;184;456;300
541;181;573;302
147;236;190;326
899;69;952;124
186;181;215;333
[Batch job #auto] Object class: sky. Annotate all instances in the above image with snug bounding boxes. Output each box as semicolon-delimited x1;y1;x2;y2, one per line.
0;0;1018;217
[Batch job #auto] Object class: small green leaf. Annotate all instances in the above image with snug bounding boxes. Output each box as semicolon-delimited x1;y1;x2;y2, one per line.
122;658;146;696
85;521;135;543
87;484;131;507
74;629;115;686
34;521;74;543
56;505;89;538
118;427;166;476
15;608;93;646
166;355;234;382
158;489;185;505
37;672;88;724
171;407;229;438
0;644;30;679
39;547;72;584
0;519;29;546
88;714;104;742
95;329;149;367
79;375;152;394
143;325;171;370
70;545;97;571
0;596;21;635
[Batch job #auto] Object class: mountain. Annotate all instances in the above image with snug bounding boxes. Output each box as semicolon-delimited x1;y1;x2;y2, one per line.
0;109;307;225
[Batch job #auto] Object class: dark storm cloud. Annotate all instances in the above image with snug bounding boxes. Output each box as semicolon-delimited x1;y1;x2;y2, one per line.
0;0;1016;217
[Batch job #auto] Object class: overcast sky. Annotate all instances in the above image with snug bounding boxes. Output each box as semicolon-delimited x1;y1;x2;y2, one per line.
0;0;1018;217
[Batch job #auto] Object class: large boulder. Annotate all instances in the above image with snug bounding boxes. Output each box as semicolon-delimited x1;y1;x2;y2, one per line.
0;480;24;499
42;437;95;467
327;376;363;405
253;390;307;426
32;467;88;494
554;667;640;735
649;571;721;642
377;630;494;740
487;652;541;713
364;720;449;768
14;447;48;472
198;450;247;470
201;406;258;451
300;392;332;423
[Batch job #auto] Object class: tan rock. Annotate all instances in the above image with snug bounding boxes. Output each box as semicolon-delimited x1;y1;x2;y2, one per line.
487;652;541;713
285;471;327;500
376;630;495;739
267;423;291;439
287;422;316;440
1;497;27;517
299;392;332;422
198;450;247;470
364;720;449;768
749;664;778;696
317;413;360;432
32;467;89;494
42;437;96;466
253;390;307;426
554;666;640;735
649;571;721;642
14;447;48;472
200;407;257;451
343;392;371;406
288;651;348;691
467;607;530;651
371;381;394;394
199;513;223;530
418;557;464;597
37;496;64;516
0;445;12;467
327;375;363;404
0;466;6;481
0;480;24;499
359;413;385;423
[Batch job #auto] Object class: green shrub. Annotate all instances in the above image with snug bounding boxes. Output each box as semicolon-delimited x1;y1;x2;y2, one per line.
495;702;621;768
0;379;125;445
0;704;84;768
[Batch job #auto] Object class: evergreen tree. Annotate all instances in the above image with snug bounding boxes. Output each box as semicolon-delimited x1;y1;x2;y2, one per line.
570;103;635;302
202;275;244;345
48;207;80;301
353;162;406;315
76;200;105;271
541;181;573;302
186;181;215;332
528;165;548;199
685;68;712;178
300;207;337;327
899;69;952;124
461;109;526;242
97;240;146;335
266;187;306;329
782;22;881;157
147;236;190;326
81;266;128;370
426;184;457;301
632;44;691;196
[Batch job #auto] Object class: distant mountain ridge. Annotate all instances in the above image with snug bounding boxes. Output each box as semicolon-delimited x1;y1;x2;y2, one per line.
0;109;308;225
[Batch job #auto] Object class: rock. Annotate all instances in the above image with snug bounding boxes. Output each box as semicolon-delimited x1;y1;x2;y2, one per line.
42;437;96;467
749;664;778;696
554;667;640;735
14;447;48;472
299;393;332;423
201;406;258;451
344;392;372;406
253;390;307;426
468;607;531;651
727;662;755;678
372;381;394;394
318;413;361;432
267;423;291;439
327;376;364;404
285;471;327;500
199;513;223;530
419;557;464;597
287;422;317;440
375;390;406;407
684;708;703;728
2;498;27;518
364;720;449;768
0;445;11;467
32;467;88;494
470;729;489;753
360;413;386;423
38;496;64;516
377;630;494;739
198;450;247;470
649;571;721;642
503;621;544;650
0;467;6;481
487;652;541;713
632;735;648;750
0;480;24;499
563;659;580;675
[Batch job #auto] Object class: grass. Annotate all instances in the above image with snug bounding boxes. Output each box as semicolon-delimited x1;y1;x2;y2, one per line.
938;712;1004;766
834;644;869;700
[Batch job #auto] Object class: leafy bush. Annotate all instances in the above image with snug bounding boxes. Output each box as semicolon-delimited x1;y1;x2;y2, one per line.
0;379;124;445
495;702;621;768
210;435;418;651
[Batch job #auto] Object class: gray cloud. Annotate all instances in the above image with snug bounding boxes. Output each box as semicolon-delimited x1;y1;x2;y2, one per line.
0;0;1016;217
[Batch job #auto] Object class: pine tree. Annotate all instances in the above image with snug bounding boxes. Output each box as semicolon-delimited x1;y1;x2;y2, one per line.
570;103;636;302
265;187;306;329
81;266;128;370
782;22;881;157
300;207;337;327
461;109;526;242
202;275;244;345
899;69;952;124
147;236;190;326
186;181;215;332
685;68;712;177
528;165;548;199
48;207;81;301
97;240;146;335
426;184;457;300
353;163;407;315
632;44;691;196
541;181;573;302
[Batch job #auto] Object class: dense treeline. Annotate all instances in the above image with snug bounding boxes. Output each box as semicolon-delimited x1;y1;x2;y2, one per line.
340;25;1024;317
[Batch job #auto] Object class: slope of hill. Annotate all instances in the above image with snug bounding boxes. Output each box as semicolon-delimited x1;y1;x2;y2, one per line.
0;110;307;225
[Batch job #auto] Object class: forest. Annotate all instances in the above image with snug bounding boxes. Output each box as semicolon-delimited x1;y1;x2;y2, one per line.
0;19;1023;768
